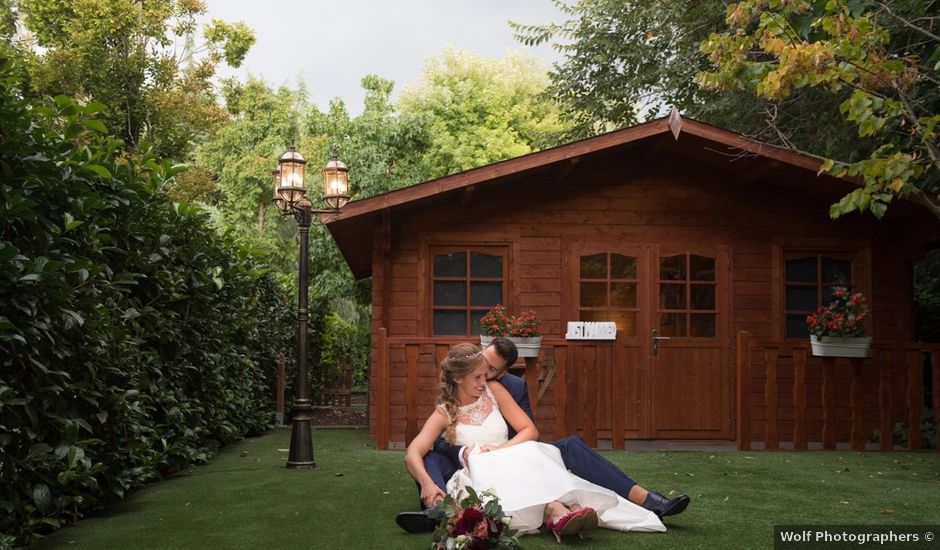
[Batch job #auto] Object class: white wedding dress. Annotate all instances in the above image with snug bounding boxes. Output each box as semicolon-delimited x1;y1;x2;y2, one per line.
445;385;665;535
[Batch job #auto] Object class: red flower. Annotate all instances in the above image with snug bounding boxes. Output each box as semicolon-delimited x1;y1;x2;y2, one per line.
806;287;869;338
454;507;484;535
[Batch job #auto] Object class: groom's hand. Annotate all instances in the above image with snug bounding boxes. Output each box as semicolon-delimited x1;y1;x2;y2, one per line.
421;483;446;509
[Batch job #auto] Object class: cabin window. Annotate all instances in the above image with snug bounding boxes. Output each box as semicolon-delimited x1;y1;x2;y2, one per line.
431;248;506;336
578;252;639;336
784;253;853;339
657;253;717;337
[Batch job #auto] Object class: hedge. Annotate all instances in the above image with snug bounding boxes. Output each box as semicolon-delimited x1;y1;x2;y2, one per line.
0;54;307;547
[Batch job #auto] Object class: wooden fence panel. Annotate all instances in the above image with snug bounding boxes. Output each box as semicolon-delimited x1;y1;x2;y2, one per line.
879;353;893;451
906;351;923;451
793;349;807;450
736;331;751;451
850;358;864;451
821;357;836;450
764;348;779;450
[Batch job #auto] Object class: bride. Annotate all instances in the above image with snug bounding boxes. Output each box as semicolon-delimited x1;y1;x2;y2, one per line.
404;343;664;541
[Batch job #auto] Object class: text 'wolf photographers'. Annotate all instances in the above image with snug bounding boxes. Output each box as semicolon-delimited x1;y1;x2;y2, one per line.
774;525;939;549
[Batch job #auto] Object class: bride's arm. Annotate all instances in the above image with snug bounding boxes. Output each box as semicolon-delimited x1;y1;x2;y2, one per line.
404;408;450;508
488;381;538;449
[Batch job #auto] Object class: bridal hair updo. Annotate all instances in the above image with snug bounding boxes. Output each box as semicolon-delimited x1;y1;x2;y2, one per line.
438;343;485;443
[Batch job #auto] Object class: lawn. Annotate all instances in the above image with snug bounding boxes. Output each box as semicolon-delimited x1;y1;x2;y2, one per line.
36;428;940;550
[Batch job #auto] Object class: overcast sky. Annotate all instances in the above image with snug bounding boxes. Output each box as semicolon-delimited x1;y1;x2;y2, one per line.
202;0;568;114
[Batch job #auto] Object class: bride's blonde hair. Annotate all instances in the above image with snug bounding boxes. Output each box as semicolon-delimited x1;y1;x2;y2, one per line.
438;343;485;443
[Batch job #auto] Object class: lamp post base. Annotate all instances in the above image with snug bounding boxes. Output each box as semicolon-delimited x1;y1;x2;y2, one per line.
286;400;316;469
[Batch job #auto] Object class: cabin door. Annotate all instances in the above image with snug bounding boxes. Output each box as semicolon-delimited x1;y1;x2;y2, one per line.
648;245;731;439
567;243;731;440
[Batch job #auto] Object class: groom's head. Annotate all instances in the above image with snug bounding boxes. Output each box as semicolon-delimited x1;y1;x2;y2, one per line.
482;337;518;380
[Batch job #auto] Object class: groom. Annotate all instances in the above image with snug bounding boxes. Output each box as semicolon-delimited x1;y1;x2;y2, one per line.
395;337;691;533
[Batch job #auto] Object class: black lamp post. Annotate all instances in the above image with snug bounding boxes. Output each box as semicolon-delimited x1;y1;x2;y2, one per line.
274;147;350;469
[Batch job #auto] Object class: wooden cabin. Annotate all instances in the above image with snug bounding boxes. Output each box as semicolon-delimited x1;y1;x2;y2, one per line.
325;113;940;451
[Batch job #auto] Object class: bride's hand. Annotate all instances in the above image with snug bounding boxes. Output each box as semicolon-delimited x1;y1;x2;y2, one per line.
479;444;499;453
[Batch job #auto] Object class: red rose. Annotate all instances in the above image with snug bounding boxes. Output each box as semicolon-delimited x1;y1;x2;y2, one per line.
455;507;484;535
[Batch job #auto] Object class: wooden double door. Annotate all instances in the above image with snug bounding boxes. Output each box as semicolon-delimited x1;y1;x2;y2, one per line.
565;242;731;440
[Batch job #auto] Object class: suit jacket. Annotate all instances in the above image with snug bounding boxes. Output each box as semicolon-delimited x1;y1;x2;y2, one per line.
431;373;533;465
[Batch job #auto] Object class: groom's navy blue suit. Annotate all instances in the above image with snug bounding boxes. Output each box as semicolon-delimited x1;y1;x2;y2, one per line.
421;373;638;503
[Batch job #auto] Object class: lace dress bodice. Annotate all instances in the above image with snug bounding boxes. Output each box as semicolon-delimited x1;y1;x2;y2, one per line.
448;384;509;448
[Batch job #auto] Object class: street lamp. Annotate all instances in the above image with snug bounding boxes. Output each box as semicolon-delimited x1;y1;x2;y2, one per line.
274;146;350;469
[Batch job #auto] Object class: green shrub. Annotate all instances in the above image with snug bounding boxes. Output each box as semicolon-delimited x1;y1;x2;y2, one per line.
0;54;294;547
317;306;370;400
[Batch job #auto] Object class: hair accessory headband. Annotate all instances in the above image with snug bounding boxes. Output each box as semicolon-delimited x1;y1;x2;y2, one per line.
448;351;483;362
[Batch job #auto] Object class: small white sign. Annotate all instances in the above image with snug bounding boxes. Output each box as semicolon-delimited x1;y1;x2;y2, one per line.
565;321;617;340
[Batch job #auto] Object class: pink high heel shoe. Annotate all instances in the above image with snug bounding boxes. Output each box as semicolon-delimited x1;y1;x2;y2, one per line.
545;510;584;543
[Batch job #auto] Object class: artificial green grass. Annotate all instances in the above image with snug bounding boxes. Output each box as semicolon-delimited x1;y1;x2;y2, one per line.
36;428;940;549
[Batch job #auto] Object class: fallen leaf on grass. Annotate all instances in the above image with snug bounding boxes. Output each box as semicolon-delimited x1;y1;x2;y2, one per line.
882;508;894;515
277;448;289;452
840;501;849;505
335;472;344;477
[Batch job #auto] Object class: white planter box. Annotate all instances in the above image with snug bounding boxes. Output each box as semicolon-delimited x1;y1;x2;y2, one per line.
810;335;872;358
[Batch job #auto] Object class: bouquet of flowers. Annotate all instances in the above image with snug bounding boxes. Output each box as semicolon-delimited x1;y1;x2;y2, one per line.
806;288;869;338
479;304;541;338
430;487;519;550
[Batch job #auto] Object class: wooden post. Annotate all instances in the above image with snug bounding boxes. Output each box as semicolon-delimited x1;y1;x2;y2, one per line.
736;331;751;451
524;356;539;418
764;348;779;450
376;328;389;450
822;357;836;450
879;352;893;451
554;345;568;440
611;335;625;451
933;351;939;453
906;351;923;451
850;358;864;451
581;347;597;448
793;349;807;450
405;344;420;445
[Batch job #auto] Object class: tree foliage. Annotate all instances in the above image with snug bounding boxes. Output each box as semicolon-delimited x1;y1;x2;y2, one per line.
512;0;731;134
696;0;939;219
10;0;254;160
397;47;572;175
0;53;292;547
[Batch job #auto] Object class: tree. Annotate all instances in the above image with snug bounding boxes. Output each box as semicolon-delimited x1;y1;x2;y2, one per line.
397;47;572;176
193;77;305;287
511;0;867;161
511;0;730;134
11;0;254;160
696;0;939;220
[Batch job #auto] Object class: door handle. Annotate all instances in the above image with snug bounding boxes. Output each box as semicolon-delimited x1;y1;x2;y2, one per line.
652;329;671;357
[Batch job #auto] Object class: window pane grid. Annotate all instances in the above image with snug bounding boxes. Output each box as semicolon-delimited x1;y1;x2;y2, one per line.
783;253;853;339
657;253;717;338
432;249;504;336
578;252;638;336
